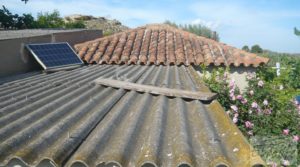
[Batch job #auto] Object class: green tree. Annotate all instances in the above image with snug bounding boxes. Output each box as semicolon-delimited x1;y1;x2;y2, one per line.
0;5;14;29
22;14;36;28
251;44;263;53
242;45;250;52
164;20;220;41
164;20;178;28
14;14;23;29
36;10;64;28
1;4;85;30
0;5;36;29
295;27;300;36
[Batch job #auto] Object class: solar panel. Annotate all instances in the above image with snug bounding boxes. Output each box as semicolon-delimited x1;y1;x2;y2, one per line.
26;42;83;70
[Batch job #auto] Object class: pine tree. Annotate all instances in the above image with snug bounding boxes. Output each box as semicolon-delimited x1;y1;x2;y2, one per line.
251;45;263;53
295;27;300;36
242;45;250;52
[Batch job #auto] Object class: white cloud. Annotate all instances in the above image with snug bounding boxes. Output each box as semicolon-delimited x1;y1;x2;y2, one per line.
189;1;300;53
190;18;220;30
3;0;168;27
3;0;300;52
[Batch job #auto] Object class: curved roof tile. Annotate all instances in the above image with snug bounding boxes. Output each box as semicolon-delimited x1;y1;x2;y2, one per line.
75;24;269;67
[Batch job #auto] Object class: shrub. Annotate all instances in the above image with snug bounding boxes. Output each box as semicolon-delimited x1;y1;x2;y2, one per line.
202;66;300;165
64;20;85;29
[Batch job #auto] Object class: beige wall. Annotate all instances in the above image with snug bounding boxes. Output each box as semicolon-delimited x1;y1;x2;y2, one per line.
52;30;102;47
193;65;256;91
0;30;102;77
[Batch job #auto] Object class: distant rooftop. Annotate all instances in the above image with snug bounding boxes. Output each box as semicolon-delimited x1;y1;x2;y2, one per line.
0;29;85;40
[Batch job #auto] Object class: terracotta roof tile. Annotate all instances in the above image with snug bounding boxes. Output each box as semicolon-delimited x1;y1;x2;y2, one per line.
75;24;269;67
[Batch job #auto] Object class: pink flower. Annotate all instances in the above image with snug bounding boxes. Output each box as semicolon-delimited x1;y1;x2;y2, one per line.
230;105;238;112
293;135;299;142
232;117;238;123
270;162;277;167
282;159;290;166
241;98;248;104
236;95;243;100
263;99;268;106
234;113;239;117
251;102;258;108
283;129;289;135
229;79;235;88
257;108;262;114
229;89;235;101
249;90;254;96
258;80;264;87
230;92;236;101
245;121;254;129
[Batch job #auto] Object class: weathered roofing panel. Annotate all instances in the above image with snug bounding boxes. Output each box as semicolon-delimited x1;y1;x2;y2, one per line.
0;29;85;40
75;24;269;67
0;65;264;167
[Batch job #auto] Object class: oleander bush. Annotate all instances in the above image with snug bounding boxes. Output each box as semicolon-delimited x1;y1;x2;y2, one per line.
202;65;300;166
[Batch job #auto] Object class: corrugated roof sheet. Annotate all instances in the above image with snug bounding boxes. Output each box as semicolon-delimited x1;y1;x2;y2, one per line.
0;65;264;167
74;24;269;67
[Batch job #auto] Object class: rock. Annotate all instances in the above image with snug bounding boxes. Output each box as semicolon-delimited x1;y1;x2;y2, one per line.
65;14;96;21
97;17;107;21
111;19;122;25
64;14;129;35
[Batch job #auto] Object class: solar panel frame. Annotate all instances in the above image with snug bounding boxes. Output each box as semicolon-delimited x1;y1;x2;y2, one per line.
26;42;84;71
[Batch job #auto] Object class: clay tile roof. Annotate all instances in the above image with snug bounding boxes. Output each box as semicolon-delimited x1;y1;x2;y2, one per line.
75;24;269;67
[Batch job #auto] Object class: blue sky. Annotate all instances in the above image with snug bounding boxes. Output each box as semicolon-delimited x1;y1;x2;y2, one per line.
3;0;300;53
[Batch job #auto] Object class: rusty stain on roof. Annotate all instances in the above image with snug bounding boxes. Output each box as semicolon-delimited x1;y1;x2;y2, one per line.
0;65;264;167
75;24;269;67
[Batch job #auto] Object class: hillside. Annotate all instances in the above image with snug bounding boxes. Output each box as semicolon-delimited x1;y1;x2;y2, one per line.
64;14;129;35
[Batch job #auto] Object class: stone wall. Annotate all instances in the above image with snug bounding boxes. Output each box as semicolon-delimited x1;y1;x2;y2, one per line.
193;65;256;91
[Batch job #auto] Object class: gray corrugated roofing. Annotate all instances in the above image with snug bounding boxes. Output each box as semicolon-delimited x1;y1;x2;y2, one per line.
0;65;264;167
0;29;85;40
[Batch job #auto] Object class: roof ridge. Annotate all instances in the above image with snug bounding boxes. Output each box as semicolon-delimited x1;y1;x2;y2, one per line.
75;23;269;67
